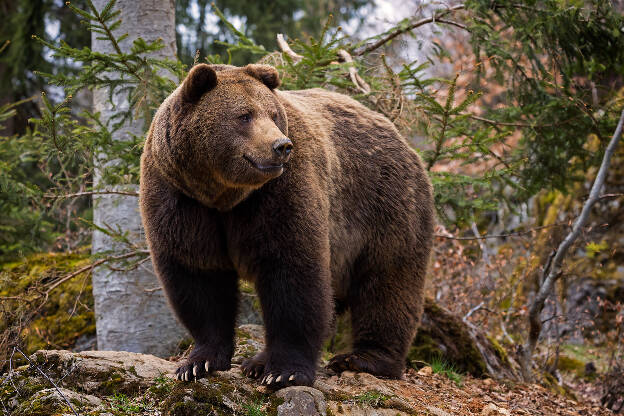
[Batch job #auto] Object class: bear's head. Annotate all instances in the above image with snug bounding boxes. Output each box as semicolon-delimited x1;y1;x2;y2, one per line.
148;64;291;210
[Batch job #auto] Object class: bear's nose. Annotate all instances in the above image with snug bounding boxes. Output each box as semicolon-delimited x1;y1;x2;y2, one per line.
272;138;293;158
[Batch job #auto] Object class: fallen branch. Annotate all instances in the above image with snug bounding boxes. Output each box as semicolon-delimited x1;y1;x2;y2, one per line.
353;4;466;56
521;108;624;381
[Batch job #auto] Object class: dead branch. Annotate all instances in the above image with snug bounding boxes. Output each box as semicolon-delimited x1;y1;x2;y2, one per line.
353;4;466;56
44;190;139;199
435;221;574;240
521;108;624;381
463;302;485;322
469;114;549;128
44;250;149;295
276;33;303;62
337;49;371;94
471;221;491;265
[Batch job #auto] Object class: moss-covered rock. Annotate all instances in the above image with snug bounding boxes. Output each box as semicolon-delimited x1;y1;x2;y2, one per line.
0;248;95;368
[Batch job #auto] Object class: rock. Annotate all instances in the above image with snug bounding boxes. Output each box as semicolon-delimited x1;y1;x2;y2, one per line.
418;366;433;376
327;402;411;415
426;406;454;416
239;292;263;325
34;349;177;378
30;349;177;395
481;403;511;415
276;386;327;416
14;387;102;415
0;323;613;416
233;324;265;364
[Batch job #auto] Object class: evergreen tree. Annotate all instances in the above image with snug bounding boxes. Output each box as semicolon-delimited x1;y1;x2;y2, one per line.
0;0;90;135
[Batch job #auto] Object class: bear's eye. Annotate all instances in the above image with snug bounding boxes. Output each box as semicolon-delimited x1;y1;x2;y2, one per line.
238;113;252;123
271;112;278;122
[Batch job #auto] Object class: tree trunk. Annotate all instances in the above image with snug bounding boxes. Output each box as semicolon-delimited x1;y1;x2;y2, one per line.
91;0;186;357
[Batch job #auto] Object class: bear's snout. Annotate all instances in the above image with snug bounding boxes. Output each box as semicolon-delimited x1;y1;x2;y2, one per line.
272;137;293;161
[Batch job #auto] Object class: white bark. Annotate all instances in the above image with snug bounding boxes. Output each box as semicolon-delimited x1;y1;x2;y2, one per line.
92;0;186;356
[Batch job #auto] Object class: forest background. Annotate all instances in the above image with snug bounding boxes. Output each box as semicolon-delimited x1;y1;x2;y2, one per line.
1;0;623;413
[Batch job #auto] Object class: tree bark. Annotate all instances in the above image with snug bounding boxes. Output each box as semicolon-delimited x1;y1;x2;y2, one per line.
91;0;186;357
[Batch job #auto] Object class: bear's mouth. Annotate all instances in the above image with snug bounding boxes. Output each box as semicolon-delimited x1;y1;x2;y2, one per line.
243;154;284;174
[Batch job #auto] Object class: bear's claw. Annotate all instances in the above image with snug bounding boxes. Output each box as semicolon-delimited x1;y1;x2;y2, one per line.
176;359;212;382
241;351;267;379
259;371;312;389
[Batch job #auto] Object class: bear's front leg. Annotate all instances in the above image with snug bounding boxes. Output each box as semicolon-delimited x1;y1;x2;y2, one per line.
152;253;239;381
244;254;332;389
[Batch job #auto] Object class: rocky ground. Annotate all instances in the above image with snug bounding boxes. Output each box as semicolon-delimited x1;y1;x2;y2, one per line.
0;324;613;416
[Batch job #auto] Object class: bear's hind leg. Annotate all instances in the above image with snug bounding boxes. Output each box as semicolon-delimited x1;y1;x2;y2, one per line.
328;263;424;379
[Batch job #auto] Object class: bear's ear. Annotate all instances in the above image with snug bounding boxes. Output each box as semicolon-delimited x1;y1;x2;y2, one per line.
244;64;281;90
181;64;217;103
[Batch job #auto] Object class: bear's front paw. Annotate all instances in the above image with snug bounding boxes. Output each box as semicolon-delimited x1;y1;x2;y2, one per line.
260;369;313;389
176;359;210;381
241;351;313;388
259;356;315;389
175;349;231;382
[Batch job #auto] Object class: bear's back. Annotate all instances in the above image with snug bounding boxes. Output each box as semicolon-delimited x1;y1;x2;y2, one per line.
276;88;433;296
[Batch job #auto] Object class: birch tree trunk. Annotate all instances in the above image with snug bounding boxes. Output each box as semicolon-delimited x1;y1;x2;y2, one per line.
91;0;186;356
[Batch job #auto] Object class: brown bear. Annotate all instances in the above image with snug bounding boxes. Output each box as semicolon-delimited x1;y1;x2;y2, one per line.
139;63;434;388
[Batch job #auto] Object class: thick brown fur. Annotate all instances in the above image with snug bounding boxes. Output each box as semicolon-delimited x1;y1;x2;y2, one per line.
139;64;434;388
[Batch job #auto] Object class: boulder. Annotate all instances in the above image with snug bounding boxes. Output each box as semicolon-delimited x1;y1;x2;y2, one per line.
0;324;610;416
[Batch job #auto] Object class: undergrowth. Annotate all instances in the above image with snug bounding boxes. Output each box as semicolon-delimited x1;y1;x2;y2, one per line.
430;355;464;387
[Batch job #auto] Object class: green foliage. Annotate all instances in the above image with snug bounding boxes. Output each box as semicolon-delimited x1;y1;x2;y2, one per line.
585;240;608;259
242;400;268;416
466;0;624;197
0;99;55;259
354;391;390;407
0;0;185;260
108;392;152;414
430;356;464;387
